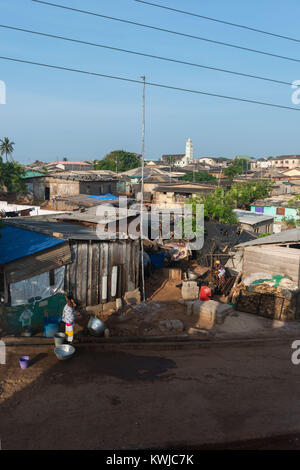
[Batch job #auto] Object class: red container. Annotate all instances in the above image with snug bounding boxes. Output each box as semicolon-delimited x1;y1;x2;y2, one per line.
200;286;211;301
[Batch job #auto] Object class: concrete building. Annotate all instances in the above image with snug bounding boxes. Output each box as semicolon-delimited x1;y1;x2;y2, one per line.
153;182;215;208
25;172;118;203
234;209;274;234
46;161;92;172
250;160;272;171
269;155;300;169
251;195;300;222
197;157;231;168
161;138;194;168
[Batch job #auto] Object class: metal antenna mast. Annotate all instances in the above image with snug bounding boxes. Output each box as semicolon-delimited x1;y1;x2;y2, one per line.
140;75;146;301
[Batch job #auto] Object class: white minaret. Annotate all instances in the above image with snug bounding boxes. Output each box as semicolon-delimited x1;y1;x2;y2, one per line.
185;138;193;164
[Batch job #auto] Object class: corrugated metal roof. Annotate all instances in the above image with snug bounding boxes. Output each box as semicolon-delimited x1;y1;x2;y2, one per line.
234;209;274;225
0;225;65;265
4;242;71;283
236;228;300;248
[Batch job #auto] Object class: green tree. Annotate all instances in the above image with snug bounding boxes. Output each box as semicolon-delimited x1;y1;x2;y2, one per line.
181;171;216;182
189;188;239;225
223;157;250;179
0;160;26;193
229;180;273;210
0;137;15;162
187;180;273;226
94;150;141;173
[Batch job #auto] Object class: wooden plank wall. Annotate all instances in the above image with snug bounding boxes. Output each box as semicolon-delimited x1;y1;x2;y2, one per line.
65;240;140;306
242;245;300;285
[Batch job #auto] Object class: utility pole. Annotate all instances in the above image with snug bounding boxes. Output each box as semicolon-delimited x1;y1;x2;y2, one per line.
140;75;146;302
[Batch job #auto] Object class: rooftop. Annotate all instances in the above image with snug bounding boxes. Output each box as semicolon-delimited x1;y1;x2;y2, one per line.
252;195;300;207
26;171;119;182
270;155;300;161
0;225;64;265
234;209;274;225
237;228;300;248
46;161;92;166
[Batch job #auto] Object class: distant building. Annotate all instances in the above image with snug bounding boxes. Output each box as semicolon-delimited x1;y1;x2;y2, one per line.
250;160;272;171
46;161;92;172
153;182;215;208
25;171;118;203
269;155;300;169
234;209;274;235
197;157;231;168
161;138;194;168
251;195;300;222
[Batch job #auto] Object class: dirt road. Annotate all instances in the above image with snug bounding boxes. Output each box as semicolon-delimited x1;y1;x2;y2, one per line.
1;338;300;450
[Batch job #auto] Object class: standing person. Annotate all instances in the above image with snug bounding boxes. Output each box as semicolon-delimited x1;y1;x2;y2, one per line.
62;294;77;343
214;260;226;292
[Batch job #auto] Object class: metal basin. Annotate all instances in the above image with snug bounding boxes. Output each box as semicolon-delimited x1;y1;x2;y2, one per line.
88;317;106;336
54;344;75;361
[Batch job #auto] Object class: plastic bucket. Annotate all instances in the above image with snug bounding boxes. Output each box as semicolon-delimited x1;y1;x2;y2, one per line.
44;323;59;338
54;332;66;347
19;356;30;370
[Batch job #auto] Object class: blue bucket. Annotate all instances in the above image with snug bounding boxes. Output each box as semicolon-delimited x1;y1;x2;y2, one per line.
44;323;59;338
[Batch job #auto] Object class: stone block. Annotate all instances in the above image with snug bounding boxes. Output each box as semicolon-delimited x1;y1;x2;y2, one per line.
124;288;141;305
181;281;199;301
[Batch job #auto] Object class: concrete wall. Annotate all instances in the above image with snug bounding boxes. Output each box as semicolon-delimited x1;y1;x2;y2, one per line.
26;177;117;203
242;245;300;286
239;220;274;234
251;205;299;222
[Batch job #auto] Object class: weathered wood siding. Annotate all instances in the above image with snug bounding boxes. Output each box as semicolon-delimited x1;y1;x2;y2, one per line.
65;240;140;306
242;245;300;286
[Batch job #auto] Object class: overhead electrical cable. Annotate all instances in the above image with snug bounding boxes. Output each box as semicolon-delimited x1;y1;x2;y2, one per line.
31;0;300;65
135;0;300;45
0;55;299;112
0;24;292;87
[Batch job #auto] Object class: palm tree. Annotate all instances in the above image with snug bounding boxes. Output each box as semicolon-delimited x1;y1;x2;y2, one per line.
0;137;15;161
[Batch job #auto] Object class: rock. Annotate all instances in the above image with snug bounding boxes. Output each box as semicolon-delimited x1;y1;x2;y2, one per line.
192;300;234;329
124;288;141;305
159;319;184;333
181;281;199;301
115;298;122;310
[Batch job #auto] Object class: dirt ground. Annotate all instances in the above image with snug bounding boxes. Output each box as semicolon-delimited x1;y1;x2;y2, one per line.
1;338;300;450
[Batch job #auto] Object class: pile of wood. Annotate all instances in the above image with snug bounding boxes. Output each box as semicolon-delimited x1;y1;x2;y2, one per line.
235;281;300;321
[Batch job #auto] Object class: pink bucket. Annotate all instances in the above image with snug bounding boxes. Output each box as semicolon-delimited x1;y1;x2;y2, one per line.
19;356;30;369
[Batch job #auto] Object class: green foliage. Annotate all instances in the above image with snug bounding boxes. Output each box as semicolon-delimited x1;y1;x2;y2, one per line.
188;188;239;225
93;150;141;172
0;159;26;193
223;157;250;179
258;233;271;238
229;180;273;210
181;171;216;182
187;180;273;225
282;216;298;227
0;137;15;161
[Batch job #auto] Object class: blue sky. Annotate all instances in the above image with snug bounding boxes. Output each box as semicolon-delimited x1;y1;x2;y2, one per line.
0;0;300;163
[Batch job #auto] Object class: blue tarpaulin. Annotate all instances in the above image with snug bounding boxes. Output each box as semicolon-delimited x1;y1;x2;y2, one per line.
150;252;165;269
88;194;118;200
0;225;65;265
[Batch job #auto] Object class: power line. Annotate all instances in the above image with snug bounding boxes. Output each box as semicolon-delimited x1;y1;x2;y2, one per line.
0;54;299;112
0;24;292;87
32;0;300;65
135;0;300;45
